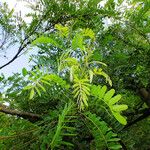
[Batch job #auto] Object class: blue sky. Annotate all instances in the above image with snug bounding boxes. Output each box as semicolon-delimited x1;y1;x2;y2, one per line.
0;0;37;77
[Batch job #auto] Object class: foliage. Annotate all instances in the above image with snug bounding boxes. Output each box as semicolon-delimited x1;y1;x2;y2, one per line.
91;85;127;125
0;0;150;149
0;26;127;149
84;112;122;150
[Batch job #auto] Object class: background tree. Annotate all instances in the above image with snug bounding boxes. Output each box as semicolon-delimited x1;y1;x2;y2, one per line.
0;0;150;149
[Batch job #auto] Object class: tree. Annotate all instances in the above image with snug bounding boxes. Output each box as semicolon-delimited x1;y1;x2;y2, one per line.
0;0;150;149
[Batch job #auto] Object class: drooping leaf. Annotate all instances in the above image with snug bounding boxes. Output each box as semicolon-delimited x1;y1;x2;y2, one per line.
89;70;94;83
112;112;127;125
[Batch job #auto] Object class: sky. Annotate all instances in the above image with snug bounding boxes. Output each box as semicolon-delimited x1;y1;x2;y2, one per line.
0;0;38;77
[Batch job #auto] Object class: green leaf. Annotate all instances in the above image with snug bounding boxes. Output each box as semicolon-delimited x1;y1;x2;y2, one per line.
112;112;127;125
107;138;120;142
72;33;84;50
22;68;28;76
104;89;115;102
34;86;41;97
89;70;94;83
82;28;95;40
90;85;101;97
99;85;107;99
50;102;75;149
112;105;128;112
109;145;122;149
61;141;74;147
55;24;69;37
41;79;51;86
29;88;35;99
109;95;122;105
32;36;59;47
84;112;122;149
24;85;33;90
36;82;46;92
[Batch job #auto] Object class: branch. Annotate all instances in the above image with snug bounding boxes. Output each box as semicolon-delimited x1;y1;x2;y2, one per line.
0;11;45;70
0;40;31;69
0;10;76;70
0;104;41;123
139;88;150;107
123;108;150;129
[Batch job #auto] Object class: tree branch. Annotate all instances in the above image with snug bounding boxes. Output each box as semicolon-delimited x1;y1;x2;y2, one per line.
0;11;45;70
0;104;41;123
0;40;31;69
123;108;150;129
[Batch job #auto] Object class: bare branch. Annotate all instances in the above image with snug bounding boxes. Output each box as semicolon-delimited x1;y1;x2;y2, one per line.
0;103;41;122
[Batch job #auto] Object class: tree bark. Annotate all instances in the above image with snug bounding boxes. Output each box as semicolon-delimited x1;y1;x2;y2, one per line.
0;104;41;123
139;88;150;107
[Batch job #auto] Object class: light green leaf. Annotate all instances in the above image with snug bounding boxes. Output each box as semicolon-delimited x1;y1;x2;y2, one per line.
89;70;94;83
112;105;128;112
72;83;79;88
107;138;120;142
82;93;88;105
70;66;74;82
89;61;107;66
34;86;41;97
29;88;35;99
65;57;78;66
72;86;80;94
73;90;80;98
24;85;33;90
112;112;127;125
99;86;107;99
55;24;69;37
41;79;51;86
37;82;46;92
32;36;59;47
109;95;122;105
82;87;90;95
104;89;115;102
82;85;90;92
72;33;84;50
82;28;95;40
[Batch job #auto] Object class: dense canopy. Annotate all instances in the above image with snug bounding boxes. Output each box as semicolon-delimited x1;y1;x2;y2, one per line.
0;0;150;149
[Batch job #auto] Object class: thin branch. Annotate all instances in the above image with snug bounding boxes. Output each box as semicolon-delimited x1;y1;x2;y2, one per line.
0;11;45;70
0;40;31;69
